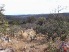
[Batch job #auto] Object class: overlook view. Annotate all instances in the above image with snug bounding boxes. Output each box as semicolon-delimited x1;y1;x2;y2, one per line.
0;0;69;52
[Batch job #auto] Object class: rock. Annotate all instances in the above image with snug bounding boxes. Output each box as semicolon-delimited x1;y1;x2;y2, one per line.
0;35;11;43
5;48;14;52
0;50;5;52
0;48;14;52
22;31;29;39
0;46;3;50
22;28;36;41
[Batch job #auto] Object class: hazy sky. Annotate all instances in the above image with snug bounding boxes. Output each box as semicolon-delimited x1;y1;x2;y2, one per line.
0;0;69;15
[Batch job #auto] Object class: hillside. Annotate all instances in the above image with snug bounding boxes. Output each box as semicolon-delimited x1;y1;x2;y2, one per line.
0;13;69;52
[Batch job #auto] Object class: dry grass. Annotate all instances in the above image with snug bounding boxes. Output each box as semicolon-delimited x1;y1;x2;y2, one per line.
0;34;49;52
0;33;69;52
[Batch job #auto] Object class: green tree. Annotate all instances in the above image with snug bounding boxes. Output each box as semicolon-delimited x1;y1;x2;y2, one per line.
0;4;9;35
26;16;36;23
36;17;46;25
0;4;5;24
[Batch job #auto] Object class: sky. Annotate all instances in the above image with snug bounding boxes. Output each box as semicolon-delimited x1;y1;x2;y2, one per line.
0;0;69;15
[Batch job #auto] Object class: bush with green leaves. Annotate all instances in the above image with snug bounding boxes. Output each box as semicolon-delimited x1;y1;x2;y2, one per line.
36;17;46;25
0;4;9;36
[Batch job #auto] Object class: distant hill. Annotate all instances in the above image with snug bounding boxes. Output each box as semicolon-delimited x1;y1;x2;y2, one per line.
5;13;69;20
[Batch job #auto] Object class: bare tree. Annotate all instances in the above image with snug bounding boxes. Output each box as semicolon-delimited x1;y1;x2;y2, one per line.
0;4;5;14
57;5;67;13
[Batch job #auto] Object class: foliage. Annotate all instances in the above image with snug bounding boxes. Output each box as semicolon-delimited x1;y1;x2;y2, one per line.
0;4;5;24
0;4;9;35
0;5;69;41
36;17;46;25
6;14;69;41
26;16;36;23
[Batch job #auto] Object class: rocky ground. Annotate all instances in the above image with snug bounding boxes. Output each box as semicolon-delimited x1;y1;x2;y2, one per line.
0;34;49;52
0;28;69;52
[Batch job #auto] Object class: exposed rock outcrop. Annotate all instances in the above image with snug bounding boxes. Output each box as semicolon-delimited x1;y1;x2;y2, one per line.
0;48;14;52
21;28;36;41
